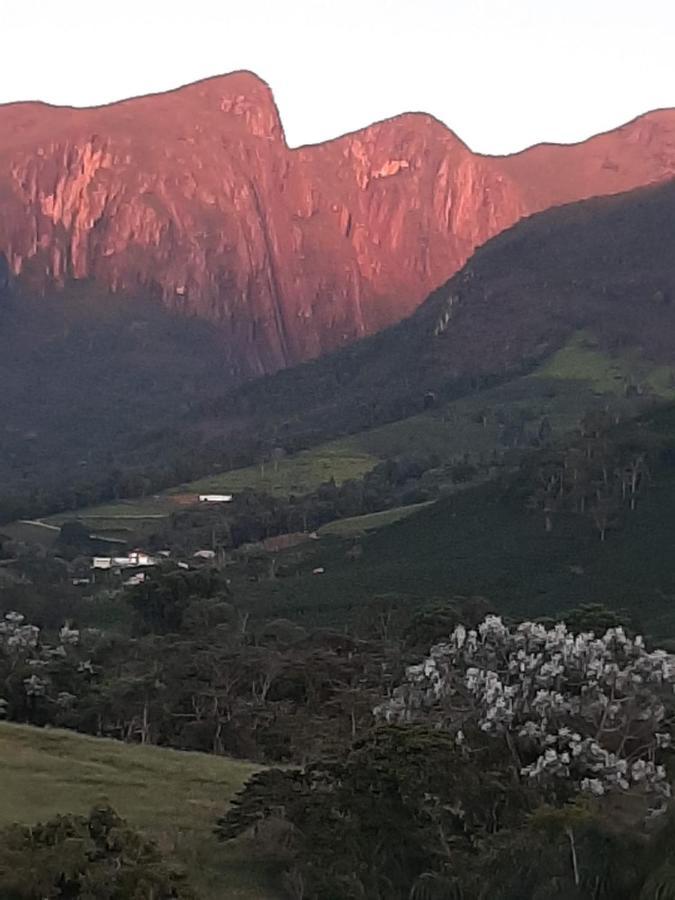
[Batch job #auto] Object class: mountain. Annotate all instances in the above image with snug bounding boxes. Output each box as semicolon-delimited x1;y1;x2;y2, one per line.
5;178;675;524
219;179;675;440
3;71;675;376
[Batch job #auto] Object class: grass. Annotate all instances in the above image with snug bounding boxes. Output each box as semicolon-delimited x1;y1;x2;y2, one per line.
536;332;675;398
43;448;379;528
43;373;606;533
2;521;60;547
317;502;433;537
0;722;280;899
168;447;377;499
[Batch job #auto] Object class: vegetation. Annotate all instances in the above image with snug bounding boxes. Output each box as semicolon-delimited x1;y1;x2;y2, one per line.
219;615;675;899
317;501;433;537
0;805;195;898
4;181;675;898
234;401;675;639
5;180;675;530
0;723;274;899
32;341;659;537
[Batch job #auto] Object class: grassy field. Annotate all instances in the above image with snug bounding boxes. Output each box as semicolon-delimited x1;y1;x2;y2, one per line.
1;520;61;547
0;723;280;899
43;447;379;528
536;332;675;398
172;447;377;499
317;502;433;537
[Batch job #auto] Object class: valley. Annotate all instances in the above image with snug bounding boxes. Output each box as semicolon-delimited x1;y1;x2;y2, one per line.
4;66;675;900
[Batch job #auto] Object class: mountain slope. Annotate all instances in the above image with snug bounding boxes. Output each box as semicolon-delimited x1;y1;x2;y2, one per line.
247;402;675;642
219;178;675;437
3;179;675;520
3;71;675;376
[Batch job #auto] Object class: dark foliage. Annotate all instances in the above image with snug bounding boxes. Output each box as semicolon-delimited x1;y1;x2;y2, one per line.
0;805;195;898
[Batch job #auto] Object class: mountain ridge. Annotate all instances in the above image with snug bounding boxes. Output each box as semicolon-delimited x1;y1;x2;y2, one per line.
2;70;675;377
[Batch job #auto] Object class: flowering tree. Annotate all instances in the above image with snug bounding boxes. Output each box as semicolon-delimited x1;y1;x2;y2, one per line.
0;611;91;724
376;615;675;816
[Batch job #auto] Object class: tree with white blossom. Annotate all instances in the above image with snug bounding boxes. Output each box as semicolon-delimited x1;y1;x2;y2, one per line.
376;615;675;817
0;611;90;725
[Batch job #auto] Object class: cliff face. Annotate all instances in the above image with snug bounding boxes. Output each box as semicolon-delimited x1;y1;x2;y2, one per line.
2;71;675;376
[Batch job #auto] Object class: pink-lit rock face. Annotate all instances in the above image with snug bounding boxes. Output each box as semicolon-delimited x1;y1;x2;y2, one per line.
2;71;675;376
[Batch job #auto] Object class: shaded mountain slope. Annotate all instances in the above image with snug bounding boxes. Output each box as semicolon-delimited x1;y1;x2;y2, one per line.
3;72;675;376
219;178;675;436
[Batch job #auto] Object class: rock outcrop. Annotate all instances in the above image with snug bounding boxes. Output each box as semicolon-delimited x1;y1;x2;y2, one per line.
2;71;675;375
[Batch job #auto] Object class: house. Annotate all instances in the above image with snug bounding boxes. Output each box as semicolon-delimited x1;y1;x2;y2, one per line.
193;549;216;560
126;550;157;567
91;550;159;572
198;494;233;503
123;572;146;587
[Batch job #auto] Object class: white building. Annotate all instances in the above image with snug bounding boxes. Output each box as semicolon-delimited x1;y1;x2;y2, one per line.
198;494;233;503
194;549;216;560
124;572;146;587
91;550;159;571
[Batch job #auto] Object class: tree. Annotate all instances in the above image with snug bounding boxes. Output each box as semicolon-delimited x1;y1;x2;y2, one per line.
378;616;674;814
590;483;620;542
219;614;675;900
218;726;531;900
127;569;231;634
528;456;564;532
0;806;195;898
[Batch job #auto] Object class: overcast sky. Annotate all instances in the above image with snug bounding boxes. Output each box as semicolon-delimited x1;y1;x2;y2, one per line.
3;0;675;153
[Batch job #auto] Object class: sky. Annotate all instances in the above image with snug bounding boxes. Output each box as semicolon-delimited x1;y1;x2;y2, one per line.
3;0;675;153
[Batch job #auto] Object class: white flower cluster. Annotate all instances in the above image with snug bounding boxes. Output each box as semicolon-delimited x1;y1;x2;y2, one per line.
376;615;675;807
0;611;39;652
0;612;88;704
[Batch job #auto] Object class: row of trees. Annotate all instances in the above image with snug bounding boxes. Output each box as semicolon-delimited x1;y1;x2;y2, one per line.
526;412;653;539
0;568;410;762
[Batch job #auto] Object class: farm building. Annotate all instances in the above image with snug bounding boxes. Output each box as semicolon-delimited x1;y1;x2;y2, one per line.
91;550;159;571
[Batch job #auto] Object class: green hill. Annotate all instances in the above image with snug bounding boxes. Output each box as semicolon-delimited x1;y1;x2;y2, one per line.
245;402;675;641
0;722;279;899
